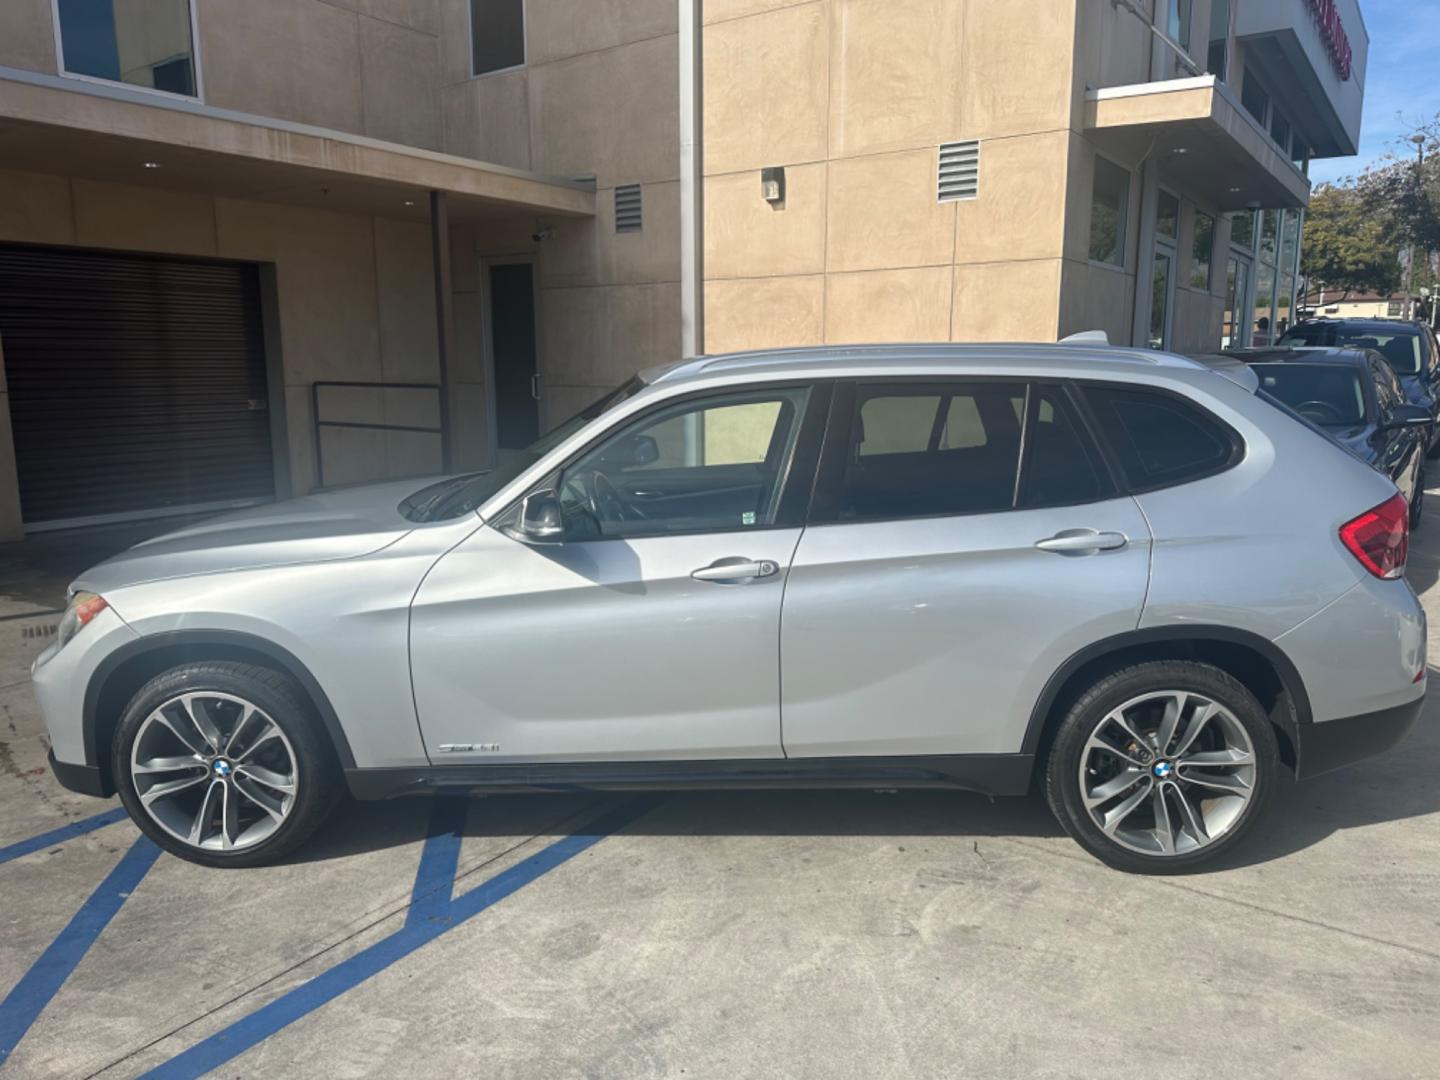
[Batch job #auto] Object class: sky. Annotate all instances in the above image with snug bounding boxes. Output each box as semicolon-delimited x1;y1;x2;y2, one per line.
1308;0;1440;185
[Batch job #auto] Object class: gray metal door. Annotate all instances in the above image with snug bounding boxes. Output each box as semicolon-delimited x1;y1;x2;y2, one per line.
0;245;274;529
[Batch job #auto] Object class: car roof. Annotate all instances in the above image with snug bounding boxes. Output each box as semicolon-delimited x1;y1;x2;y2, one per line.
1202;346;1371;368
643;342;1210;386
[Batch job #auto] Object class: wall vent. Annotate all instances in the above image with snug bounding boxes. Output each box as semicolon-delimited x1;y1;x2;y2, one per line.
615;185;643;232
937;140;980;202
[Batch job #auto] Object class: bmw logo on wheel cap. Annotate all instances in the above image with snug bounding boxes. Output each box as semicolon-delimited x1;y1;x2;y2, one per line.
213;759;233;778
1152;760;1174;780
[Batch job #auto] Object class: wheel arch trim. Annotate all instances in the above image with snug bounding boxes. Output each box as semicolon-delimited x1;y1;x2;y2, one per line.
82;630;357;772
1022;624;1312;756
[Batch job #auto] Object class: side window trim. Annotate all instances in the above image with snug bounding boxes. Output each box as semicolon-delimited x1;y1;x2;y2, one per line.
499;379;833;541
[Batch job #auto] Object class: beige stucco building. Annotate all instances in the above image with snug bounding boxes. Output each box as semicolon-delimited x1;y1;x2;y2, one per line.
0;0;1366;538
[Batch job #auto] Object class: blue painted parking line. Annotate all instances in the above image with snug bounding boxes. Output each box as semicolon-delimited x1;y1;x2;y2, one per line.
0;834;162;1068
0;807;128;867
142;797;659;1080
405;797;468;928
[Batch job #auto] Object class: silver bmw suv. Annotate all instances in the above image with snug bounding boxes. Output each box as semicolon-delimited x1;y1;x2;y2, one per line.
34;344;1427;874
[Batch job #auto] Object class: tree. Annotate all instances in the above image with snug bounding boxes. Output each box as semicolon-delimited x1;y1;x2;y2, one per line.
1301;182;1402;299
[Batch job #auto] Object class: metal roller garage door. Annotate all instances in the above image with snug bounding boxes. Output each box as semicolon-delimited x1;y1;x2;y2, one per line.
0;245;275;530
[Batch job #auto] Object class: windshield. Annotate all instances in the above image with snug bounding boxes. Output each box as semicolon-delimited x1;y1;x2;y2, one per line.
400;377;646;522
1277;324;1425;375
1249;363;1367;427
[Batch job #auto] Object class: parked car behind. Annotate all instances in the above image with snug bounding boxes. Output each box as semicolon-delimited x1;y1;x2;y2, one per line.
1200;346;1432;528
1277;318;1440;456
34;344;1427;875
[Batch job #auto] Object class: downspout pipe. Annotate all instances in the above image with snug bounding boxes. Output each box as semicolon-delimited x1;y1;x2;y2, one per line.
679;0;704;358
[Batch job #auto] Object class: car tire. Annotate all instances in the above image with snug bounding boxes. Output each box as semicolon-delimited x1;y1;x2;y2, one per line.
1044;660;1278;875
113;661;341;868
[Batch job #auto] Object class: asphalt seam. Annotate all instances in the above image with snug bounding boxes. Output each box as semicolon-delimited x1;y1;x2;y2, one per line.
998;836;1440;964
79;799;606;1080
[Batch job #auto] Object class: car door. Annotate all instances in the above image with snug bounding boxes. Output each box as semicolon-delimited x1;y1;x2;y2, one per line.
779;379;1152;758
409;381;829;763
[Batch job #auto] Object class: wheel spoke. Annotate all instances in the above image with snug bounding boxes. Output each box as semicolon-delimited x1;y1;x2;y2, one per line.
1101;781;1153;835
1105;709;1153;756
140;773;210;806
1155;693;1187;757
1177;767;1251;795
1083;767;1146;809
1172;701;1219;758
189;780;224;845
1151;785;1176;854
181;695;223;753
1169;782;1210;845
1085;731;1148;769
1179;747;1252;768
223;706;258;757
153;710;210;759
234;776;286;823
235;763;294;796
235;720;282;763
133;754;205;775
220;781;240;850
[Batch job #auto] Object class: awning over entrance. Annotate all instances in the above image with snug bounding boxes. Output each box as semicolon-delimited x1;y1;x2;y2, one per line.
0;66;595;223
1084;75;1310;212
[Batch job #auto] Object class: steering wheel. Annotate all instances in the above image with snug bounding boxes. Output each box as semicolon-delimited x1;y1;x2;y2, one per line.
580;470;637;524
1295;400;1345;425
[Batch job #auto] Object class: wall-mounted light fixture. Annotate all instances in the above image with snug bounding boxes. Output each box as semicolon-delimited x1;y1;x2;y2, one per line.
761;166;786;207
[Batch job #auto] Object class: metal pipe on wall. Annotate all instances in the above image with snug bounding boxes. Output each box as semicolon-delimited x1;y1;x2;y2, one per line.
679;0;704;358
429;189;454;472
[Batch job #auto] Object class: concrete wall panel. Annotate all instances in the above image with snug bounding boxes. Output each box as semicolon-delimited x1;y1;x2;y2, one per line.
824;267;953;343
959;0;1076;141
951;259;1063;342
0;0;57;74
1059;260;1134;345
705;163;826;280
441;71;532;168
704;275;824;353
525;0;677;65
71;179;217;256
826;149;956;273
954;131;1069;264
0;170;76;246
359;16;443;150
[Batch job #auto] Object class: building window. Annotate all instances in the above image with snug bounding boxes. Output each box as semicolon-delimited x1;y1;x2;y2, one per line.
1089;157;1130;268
1156;191;1180;240
1388;299;1404;317
55;0;197;97
1166;0;1193;49
471;0;525;76
1269;111;1292;158
1192;212;1215;291
1240;69;1269;127
1230;210;1255;251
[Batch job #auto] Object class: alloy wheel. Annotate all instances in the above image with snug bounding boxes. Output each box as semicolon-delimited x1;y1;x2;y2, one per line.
1077;690;1257;858
129;692;299;852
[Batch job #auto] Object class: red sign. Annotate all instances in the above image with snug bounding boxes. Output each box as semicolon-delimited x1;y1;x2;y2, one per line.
1307;0;1353;81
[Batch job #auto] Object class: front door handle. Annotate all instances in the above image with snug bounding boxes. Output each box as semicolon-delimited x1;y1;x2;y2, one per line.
691;558;780;583
1034;529;1129;555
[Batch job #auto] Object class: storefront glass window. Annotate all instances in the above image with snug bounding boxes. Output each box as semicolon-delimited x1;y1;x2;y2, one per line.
1230;210;1255;250
1276;274;1295;338
1150;252;1173;349
56;0;197;97
1252;263;1277;346
1260;210;1279;264
1280;210;1301;275
1089;157;1130;267
1222;257;1249;349
1156;191;1180;240
1192;212;1215;291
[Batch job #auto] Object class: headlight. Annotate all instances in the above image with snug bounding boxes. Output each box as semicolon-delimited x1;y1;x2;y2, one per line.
56;592;108;650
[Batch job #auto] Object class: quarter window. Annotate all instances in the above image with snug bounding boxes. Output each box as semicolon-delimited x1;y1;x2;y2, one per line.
471;0;525;76
556;388;809;539
56;0;197;97
1090;157;1131;267
1084;385;1238;490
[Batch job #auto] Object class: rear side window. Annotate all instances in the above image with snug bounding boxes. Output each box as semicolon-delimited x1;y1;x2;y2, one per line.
1019;387;1113;507
839;384;1024;520
1084;385;1239;490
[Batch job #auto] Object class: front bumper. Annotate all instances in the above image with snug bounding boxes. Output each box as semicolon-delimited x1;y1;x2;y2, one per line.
48;749;113;798
1293;695;1425;779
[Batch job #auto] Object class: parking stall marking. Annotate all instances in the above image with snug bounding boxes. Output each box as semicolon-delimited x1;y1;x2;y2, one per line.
141;796;660;1080
0;834;162;1068
0;806;127;867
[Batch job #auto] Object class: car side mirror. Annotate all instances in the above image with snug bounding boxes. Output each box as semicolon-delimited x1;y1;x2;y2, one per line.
504;489;565;544
601;433;659;468
1385;403;1432;429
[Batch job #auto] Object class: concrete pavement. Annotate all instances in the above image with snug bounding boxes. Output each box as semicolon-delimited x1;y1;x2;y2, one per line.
1;505;1438;1079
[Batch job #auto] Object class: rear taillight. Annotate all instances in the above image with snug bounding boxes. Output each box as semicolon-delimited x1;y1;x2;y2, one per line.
1339;493;1409;580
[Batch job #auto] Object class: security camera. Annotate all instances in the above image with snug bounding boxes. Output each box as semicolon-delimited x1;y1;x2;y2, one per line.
531;226;554;243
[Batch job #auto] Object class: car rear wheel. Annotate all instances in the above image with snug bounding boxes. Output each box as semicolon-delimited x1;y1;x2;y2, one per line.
1044;660;1277;874
114;661;341;868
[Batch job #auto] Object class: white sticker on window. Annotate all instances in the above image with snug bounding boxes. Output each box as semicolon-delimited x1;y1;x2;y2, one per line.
742;511;756;525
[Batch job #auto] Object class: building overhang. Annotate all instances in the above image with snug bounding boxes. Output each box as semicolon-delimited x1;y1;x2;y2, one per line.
0;66;595;224
1085;76;1311;212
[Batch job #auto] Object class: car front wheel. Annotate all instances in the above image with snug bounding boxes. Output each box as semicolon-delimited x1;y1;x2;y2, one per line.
1044;660;1278;874
113;661;341;868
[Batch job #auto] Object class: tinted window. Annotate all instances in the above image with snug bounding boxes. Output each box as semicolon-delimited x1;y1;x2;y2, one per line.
471;0;525;75
1085;386;1238;489
1089;158;1130;267
556;388;809;538
1020;388;1111;507
837;385;1024;520
1251;364;1365;427
1279;325;1424;375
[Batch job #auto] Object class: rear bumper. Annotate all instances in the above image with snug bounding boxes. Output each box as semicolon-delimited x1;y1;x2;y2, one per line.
48;749;114;798
1294;695;1425;779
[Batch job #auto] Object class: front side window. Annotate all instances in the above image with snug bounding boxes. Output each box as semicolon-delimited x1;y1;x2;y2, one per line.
1191;212;1215;290
1085;385;1239;490
1090;157;1130;267
555;388;810;539
471;0;525;76
56;0;197;97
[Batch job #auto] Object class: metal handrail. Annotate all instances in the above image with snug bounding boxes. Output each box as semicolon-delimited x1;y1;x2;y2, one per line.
311;380;442;489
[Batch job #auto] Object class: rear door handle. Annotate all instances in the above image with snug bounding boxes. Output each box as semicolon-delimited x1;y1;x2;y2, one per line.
691;558;780;583
1034;529;1128;555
